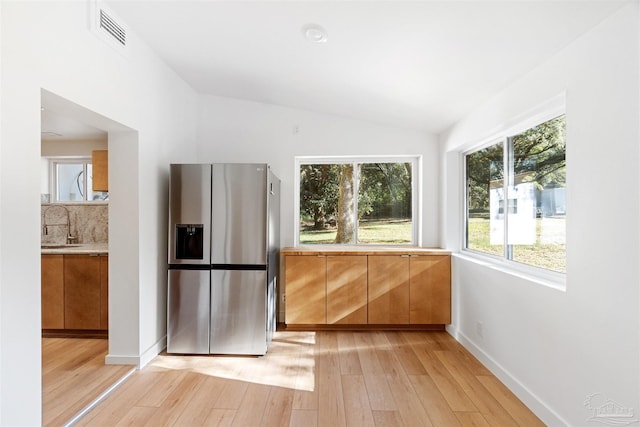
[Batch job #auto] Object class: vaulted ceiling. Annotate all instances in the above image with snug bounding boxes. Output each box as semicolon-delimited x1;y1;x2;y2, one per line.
48;1;628;137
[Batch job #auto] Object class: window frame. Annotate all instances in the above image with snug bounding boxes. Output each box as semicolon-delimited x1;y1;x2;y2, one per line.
48;157;107;203
294;155;421;247
461;99;566;285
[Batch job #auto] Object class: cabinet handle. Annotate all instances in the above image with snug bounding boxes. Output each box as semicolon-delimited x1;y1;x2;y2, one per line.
401;255;410;258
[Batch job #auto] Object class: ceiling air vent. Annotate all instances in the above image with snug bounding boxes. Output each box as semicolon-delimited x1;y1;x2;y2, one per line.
99;9;126;46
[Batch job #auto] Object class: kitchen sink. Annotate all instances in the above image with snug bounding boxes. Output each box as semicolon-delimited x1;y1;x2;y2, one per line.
41;243;81;249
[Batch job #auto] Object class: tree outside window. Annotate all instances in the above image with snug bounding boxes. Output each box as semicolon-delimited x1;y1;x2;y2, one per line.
298;159;416;245
465;115;566;273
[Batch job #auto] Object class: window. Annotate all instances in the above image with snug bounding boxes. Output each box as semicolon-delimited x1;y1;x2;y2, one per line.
49;158;108;202
465;115;566;273
296;157;419;245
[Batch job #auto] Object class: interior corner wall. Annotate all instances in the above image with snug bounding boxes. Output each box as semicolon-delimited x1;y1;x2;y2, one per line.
0;2;198;425
196;94;440;318
441;4;639;426
196;94;440;248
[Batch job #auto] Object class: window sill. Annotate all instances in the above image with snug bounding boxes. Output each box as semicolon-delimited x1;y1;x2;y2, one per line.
295;243;420;249
41;201;109;206
454;251;566;292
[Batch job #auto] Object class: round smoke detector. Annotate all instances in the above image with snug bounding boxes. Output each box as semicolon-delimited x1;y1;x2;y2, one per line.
302;24;328;43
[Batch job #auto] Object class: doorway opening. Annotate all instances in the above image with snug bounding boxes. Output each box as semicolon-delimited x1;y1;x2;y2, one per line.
40;89;137;426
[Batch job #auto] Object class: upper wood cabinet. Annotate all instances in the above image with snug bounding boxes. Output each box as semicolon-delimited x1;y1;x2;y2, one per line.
326;255;367;324
285;255;326;324
41;255;64;329
409;255;451;324
92;150;108;192
368;255;410;324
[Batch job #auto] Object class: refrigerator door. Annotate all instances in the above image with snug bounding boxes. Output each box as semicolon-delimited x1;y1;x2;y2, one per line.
167;269;210;354
267;171;280;343
211;164;267;266
210;269;267;355
169;164;212;265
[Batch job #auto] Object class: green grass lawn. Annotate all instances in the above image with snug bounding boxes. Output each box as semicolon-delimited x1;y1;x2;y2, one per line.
300;217;565;273
467;217;566;273
300;219;412;244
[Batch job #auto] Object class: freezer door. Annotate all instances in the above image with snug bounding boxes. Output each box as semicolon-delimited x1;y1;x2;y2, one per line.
210;269;267;355
169;164;212;265
167;269;210;354
211;164;267;265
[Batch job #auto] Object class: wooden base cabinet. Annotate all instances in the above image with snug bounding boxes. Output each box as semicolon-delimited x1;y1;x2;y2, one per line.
100;255;109;330
285;255;327;324
41;255;65;329
285;255;369;325
283;249;451;328
409;255;451;324
327;255;367;324
65;254;102;330
41;253;108;332
368;255;410;324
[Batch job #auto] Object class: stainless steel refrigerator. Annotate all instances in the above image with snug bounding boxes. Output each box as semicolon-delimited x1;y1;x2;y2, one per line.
167;163;280;355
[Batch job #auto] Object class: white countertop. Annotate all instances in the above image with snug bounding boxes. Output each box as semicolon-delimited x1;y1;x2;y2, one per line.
41;243;108;255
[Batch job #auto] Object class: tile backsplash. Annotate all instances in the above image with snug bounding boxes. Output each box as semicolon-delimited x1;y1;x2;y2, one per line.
41;203;108;244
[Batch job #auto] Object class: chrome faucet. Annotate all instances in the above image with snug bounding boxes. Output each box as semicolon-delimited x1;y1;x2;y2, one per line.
42;205;77;244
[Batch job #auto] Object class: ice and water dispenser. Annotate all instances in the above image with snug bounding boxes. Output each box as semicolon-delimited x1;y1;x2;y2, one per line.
175;224;204;260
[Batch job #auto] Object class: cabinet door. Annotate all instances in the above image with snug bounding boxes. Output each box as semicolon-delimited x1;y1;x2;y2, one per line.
92;150;108;191
285;255;326;324
65;254;101;329
409;255;451;324
368;255;409;324
100;255;108;330
327;255;367;324
42;255;64;329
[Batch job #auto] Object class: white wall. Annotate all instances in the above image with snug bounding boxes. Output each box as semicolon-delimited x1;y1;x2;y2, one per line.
441;5;639;426
3;1;634;426
197;95;439;317
0;2;198;425
197;94;439;247
41;139;108;157
0;1;3;421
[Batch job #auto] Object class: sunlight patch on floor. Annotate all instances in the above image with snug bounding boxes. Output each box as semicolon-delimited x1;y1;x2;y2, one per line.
149;330;317;391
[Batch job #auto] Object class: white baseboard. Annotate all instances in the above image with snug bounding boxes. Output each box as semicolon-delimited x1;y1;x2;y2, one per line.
447;325;568;426
140;335;166;368
105;355;139;366
105;335;167;369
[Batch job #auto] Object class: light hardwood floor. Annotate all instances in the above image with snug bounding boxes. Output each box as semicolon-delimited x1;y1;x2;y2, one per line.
42;338;133;427
68;330;545;426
